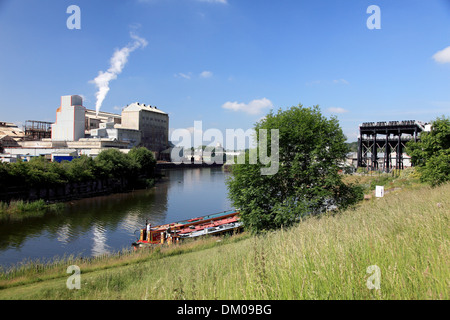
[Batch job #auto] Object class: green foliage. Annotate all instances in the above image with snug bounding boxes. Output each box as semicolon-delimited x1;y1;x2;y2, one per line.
406;116;450;186
27;157;67;186
0;148;157;199
61;155;95;182
345;141;358;152
227;104;363;233
94;148;139;179
128;147;156;177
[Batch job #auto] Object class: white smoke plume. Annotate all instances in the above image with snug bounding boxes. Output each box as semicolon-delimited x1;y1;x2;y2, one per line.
91;33;148;115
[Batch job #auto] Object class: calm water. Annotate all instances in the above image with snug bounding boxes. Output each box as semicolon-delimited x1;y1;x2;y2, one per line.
0;167;232;268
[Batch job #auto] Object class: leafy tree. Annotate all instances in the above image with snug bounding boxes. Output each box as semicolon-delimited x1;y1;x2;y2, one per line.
406;116;450;186
62;155;96;182
94;148;139;179
227;104;363;233
128;147;156;177
21;157;65;187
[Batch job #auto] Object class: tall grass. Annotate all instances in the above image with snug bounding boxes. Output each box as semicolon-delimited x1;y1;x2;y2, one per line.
0;183;448;300
342;168;423;194
0;199;64;221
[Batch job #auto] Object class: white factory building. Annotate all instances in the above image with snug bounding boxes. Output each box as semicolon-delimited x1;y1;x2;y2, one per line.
51;95;86;141
2;95;170;161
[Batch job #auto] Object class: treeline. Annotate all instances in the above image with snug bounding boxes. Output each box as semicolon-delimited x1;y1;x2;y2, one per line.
406;116;450;186
0;147;157;201
345;141;358;152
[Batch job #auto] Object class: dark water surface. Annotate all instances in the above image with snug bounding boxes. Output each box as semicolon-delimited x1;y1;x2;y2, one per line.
0;168;232;268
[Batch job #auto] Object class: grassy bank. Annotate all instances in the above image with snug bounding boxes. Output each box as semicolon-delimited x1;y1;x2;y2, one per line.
342;167;423;193
0;181;448;300
0;199;65;221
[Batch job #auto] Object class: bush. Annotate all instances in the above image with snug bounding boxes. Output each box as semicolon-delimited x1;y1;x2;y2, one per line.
406;116;450;186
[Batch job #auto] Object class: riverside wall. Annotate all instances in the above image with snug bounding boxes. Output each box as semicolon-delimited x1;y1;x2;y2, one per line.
0;177;130;203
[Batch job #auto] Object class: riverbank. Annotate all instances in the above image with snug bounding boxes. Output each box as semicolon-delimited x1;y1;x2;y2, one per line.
0;161;225;221
0;180;447;299
0;199;65;221
0;177;157;222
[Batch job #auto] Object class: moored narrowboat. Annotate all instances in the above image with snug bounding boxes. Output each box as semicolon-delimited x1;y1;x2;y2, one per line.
132;210;242;248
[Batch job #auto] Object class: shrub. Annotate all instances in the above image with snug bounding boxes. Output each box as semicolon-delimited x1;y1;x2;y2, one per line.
406;116;450;186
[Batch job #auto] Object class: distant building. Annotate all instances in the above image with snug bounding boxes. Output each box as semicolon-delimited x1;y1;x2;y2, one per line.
121;102;169;159
89;121;141;149
0;121;24;152
5;138;131;160
0;154;18;163
85;109;121;134
51;95;85;141
23;120;52;141
3;96;170;161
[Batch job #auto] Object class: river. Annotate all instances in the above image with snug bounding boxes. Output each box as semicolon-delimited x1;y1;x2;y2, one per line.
0;167;232;269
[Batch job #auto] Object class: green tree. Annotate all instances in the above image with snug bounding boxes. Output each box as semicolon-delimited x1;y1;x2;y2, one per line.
227;104;363;233
23;157;65;187
406;116;450;186
94;148;139;179
62;155;96;182
128;147;156;177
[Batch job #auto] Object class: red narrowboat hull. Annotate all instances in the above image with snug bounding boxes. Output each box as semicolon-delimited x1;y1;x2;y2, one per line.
132;210;242;247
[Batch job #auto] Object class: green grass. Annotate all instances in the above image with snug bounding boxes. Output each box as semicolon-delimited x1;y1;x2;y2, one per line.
0;182;448;300
0;199;65;221
342;168;424;194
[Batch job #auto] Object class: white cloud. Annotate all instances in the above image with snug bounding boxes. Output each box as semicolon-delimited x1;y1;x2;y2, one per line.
175;72;191;79
200;70;213;78
222;98;273;115
432;46;450;64
333;79;349;85
327;107;348;114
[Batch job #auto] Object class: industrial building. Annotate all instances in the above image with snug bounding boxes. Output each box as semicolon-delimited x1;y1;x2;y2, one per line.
357;120;431;172
0;122;24;156
1;95;170;161
121;102;169;159
23;120;52;140
85;109;121;134
51;95;86;142
89;121;141;149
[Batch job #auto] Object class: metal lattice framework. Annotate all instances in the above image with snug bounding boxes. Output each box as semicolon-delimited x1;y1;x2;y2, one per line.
357;120;427;172
23;120;52;140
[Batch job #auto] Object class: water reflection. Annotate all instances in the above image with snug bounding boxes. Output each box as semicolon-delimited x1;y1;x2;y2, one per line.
56;224;70;245
91;224;110;257
0;167;231;268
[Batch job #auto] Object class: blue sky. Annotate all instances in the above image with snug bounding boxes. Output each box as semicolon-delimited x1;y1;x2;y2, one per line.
0;0;449;144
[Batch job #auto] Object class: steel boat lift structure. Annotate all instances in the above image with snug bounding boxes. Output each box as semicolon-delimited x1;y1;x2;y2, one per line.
357;120;430;172
132;210;242;248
